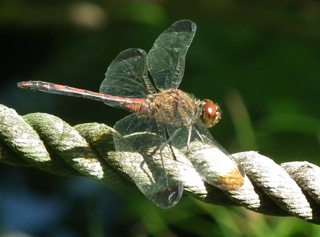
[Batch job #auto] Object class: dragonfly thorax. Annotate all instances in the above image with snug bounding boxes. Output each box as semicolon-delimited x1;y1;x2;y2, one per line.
146;89;200;127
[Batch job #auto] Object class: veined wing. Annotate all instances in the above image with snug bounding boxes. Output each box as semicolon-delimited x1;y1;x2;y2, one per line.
100;48;156;103
147;20;196;91
165;120;245;191
113;113;183;208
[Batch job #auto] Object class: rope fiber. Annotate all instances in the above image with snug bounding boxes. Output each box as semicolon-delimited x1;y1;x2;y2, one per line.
1;104;320;224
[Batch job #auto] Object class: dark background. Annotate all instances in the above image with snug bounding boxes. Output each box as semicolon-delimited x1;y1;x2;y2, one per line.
1;0;320;236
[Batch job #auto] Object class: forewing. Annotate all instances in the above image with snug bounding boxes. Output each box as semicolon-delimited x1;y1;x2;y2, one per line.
166;120;245;190
100;48;156;103
189;121;245;190
113;113;183;208
147;20;196;90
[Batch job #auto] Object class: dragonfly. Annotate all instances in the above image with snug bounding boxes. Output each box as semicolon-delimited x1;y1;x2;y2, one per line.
18;20;245;208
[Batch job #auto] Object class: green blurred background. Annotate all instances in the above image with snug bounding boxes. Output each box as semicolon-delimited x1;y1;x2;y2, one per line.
1;0;320;236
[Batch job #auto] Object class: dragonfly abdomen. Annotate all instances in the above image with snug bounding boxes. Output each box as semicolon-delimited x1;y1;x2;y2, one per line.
18;81;150;113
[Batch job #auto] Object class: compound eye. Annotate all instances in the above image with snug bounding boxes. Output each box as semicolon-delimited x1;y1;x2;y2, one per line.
201;99;222;128
205;101;216;116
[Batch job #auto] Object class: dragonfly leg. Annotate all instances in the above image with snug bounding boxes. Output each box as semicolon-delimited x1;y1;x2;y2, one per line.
159;127;182;154
186;126;192;151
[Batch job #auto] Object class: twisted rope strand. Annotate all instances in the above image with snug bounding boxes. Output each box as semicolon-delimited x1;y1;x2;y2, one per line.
1;104;320;224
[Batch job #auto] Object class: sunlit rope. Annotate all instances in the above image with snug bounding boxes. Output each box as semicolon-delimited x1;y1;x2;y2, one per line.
1;104;320;224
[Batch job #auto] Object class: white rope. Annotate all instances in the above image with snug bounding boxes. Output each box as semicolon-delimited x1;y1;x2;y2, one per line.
1;104;320;224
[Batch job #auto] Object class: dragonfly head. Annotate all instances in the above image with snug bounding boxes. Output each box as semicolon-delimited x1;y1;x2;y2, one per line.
200;99;222;128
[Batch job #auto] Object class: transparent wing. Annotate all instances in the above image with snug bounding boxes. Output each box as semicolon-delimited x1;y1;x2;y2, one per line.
147;20;196;91
166;120;245;190
113;113;183;208
100;48;156;102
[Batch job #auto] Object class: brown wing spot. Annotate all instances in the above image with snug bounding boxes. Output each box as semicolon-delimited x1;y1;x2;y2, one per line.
215;168;245;190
